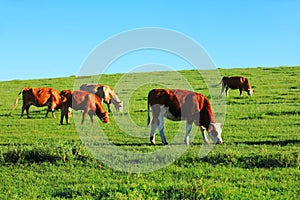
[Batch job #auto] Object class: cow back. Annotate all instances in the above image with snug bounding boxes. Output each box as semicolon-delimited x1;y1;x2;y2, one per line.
23;87;61;108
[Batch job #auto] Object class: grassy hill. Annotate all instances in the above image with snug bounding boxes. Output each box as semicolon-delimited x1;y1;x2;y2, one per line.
0;66;299;199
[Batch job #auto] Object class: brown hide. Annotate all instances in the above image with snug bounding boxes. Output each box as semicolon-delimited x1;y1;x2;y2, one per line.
222;76;251;90
60;90;109;124
15;87;62;118
80;84;123;112
220;76;254;96
147;89;215;130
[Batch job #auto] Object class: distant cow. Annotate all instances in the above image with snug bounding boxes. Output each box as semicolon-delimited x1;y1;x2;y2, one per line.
216;76;254;96
80;84;123;113
14;87;62;118
147;89;223;145
60;90;109;125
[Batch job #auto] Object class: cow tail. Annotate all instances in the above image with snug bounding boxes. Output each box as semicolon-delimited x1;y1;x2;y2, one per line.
212;80;222;87
147;102;151;127
13;89;23;110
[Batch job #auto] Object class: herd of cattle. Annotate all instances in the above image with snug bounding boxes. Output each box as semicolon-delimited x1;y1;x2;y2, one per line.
13;76;254;145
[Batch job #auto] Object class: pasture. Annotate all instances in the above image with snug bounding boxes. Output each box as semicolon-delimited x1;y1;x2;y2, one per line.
0;66;299;199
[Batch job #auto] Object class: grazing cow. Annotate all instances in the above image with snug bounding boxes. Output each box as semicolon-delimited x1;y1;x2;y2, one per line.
147;89;223;145
216;76;254;96
14;87;62;118
80;84;123;113
60;90;109;125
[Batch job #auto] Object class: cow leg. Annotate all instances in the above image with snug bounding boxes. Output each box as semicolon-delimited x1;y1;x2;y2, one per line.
239;89;243;96
220;85;225;96
45;107;55;118
225;87;229;96
150;105;159;145
81;110;89;124
158;109;168;145
20;105;26;118
52;110;56;118
150;119;157;145
60;108;64;125
45;108;50;118
60;106;69;125
89;112;94;124
201;126;210;144
22;104;31;118
105;102;111;113
184;123;193;145
150;105;168;145
49;106;56;118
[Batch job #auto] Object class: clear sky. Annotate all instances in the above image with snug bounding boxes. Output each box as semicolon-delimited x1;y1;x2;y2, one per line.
0;0;299;81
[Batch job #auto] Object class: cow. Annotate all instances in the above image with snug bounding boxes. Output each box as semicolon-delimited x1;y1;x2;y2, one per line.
14;87;62;118
80;84;123;113
215;76;254;96
147;89;223;145
60;90;109;125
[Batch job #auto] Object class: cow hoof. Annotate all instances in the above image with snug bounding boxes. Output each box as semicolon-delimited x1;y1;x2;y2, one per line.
184;139;189;145
150;141;155;145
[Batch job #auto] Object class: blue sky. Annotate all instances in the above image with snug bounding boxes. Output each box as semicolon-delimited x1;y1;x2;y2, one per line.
0;0;299;81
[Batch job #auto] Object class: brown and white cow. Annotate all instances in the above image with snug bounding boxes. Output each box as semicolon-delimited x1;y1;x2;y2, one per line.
216;76;254;96
80;84;123;113
14;87;62;118
60;90;109;125
147;89;223;145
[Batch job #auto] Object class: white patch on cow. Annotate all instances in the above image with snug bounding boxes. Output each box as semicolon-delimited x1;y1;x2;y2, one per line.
158;106;167;144
158;107;165;131
248;89;254;96
201;126;210;144
208;123;223;144
184;123;192;145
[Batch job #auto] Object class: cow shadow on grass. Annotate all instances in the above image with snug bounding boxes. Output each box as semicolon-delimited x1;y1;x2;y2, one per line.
0;110;52;118
101;142;185;147
234;139;300;146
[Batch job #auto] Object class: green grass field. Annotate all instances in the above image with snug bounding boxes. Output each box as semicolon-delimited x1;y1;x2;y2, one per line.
0;66;299;199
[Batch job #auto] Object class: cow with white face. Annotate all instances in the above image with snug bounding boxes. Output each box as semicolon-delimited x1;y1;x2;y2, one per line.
216;76;254;96
147;89;223;145
80;84;123;113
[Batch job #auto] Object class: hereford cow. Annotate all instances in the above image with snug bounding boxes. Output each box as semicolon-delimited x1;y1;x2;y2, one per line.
80;84;123;113
216;76;254;96
60;90;109;125
14;87;62;118
147;89;223;145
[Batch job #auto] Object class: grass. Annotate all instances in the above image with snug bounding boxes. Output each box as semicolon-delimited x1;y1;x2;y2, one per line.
0;66;299;199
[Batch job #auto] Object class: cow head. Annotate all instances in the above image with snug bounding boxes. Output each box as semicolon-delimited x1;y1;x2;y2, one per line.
116;101;123;112
208;123;223;144
247;89;255;96
99;111;109;123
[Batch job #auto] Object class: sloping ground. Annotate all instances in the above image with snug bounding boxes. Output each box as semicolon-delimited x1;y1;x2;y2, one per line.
0;66;299;199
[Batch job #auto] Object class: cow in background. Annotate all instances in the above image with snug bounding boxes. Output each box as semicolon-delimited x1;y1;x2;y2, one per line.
60;90;109;125
14;87;62;118
215;76;254;96
147;89;223;145
80;84;123;113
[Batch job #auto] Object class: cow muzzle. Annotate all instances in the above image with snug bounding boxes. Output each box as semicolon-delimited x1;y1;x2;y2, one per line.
100;112;109;123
